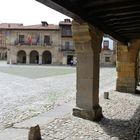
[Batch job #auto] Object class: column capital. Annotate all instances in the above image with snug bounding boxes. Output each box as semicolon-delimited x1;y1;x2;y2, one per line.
72;20;103;53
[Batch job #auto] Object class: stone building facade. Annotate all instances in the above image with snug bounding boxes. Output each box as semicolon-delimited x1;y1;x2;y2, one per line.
0;20;75;65
0;25;7;60
59;19;76;65
100;40;116;67
0;20;116;66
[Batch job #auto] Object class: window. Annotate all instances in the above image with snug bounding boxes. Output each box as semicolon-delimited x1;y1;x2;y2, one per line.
65;29;71;36
19;35;24;44
105;57;110;62
65;42;70;50
62;27;72;36
44;35;50;45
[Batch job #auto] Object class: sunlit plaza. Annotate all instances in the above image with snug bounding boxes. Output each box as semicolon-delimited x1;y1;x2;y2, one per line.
0;61;116;130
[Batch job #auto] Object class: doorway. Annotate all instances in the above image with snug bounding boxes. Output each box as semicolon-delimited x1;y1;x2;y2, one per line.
17;50;26;64
67;55;73;65
42;51;52;64
30;50;39;64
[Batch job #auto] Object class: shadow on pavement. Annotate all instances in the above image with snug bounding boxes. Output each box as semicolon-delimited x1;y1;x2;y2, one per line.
99;105;140;140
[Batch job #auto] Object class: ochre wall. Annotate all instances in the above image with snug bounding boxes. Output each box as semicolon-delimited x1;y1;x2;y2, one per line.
116;39;140;93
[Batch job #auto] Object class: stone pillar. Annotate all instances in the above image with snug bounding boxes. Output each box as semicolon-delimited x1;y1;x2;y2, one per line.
116;42;136;93
7;48;10;64
72;20;103;121
62;56;67;65
39;55;42;65
26;55;30;64
7;47;13;64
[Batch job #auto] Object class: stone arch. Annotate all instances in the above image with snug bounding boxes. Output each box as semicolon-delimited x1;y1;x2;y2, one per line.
5;52;7;60
42;51;52;64
30;50;39;64
17;50;26;63
0;52;1;60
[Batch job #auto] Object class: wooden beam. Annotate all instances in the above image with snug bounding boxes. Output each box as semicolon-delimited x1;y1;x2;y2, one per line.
118;30;140;34
87;3;140;13
107;20;140;26
103;15;140;22
84;0;133;8
110;24;140;30
93;6;140;16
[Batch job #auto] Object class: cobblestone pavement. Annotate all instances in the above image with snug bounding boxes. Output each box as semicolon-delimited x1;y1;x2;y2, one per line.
0;61;116;132
42;92;140;140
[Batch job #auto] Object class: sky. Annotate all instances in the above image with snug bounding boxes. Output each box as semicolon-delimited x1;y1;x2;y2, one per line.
0;0;70;25
0;0;113;49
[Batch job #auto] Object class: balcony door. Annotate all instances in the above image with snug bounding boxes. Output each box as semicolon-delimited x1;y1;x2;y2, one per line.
19;35;25;44
44;35;50;45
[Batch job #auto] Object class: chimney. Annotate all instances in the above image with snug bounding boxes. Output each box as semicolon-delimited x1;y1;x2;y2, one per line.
41;21;48;27
64;19;71;23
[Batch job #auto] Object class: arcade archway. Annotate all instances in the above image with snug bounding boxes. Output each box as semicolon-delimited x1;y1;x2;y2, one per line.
17;50;26;64
42;51;52;64
30;50;39;64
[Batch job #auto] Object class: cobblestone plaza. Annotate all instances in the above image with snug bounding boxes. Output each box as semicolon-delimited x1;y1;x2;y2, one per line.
0;62;140;139
0;61;116;131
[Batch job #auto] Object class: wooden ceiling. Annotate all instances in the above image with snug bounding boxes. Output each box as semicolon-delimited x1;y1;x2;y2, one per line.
37;0;140;43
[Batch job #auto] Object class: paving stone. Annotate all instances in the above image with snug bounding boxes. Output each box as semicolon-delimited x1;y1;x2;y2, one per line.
0;128;28;140
2;63;139;139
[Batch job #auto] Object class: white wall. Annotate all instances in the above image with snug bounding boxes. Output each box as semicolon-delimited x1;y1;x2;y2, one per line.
102;37;113;50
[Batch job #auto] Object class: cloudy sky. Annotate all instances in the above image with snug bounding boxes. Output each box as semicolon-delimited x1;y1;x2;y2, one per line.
0;0;70;25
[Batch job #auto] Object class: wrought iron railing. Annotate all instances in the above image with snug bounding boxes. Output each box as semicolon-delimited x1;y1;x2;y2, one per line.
60;45;75;51
14;40;52;46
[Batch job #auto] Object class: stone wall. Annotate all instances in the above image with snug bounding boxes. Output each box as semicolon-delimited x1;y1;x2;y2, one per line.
100;50;114;67
116;39;140;93
6;29;64;64
7;45;63;64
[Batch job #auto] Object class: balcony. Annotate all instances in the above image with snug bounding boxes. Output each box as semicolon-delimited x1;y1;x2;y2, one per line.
60;45;75;52
14;40;52;47
61;34;72;37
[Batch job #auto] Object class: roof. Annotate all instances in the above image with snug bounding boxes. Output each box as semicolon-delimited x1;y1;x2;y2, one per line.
59;21;72;26
59;19;72;25
37;0;140;43
0;23;23;28
0;23;59;30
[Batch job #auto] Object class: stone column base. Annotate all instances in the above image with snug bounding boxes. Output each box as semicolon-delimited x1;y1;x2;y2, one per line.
73;106;103;121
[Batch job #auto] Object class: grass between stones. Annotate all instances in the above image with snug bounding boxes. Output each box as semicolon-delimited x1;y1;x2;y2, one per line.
0;66;76;79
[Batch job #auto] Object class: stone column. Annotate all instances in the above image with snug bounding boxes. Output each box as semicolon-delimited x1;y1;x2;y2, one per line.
72;20;103;121
62;56;67;65
7;48;10;64
39;55;42;65
26;55;30;64
116;43;137;93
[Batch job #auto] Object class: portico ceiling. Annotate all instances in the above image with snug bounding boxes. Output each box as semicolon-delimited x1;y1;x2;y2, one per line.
37;0;140;43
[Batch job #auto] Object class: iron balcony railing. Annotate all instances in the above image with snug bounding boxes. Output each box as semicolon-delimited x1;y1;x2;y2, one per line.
14;40;52;46
60;45;75;52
